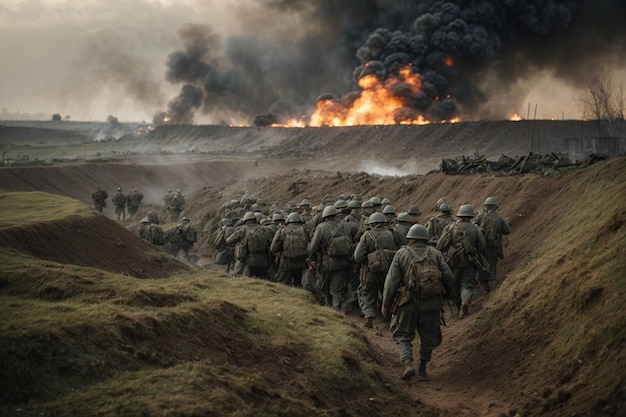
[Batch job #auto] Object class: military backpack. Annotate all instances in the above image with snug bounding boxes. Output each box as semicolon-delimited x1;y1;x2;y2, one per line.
326;223;353;258
246;227;270;254
479;211;501;247
405;246;444;299
282;226;309;261
146;225;165;245
365;230;396;272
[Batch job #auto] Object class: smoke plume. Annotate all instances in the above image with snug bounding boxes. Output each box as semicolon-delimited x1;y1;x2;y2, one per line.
152;0;626;125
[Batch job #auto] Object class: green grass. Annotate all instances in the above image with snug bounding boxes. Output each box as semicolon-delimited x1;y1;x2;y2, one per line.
477;157;626;415
0;191;92;228
0;250;387;417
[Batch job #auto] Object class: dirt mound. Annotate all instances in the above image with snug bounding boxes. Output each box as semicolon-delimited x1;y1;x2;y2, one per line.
0;210;183;278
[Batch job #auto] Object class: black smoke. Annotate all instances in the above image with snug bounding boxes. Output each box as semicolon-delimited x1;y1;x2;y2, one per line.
156;0;626;125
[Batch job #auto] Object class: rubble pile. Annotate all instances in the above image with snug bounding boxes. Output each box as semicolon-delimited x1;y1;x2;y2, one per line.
440;152;609;176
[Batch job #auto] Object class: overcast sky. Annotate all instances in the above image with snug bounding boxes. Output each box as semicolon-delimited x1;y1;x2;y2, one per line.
1;0;624;123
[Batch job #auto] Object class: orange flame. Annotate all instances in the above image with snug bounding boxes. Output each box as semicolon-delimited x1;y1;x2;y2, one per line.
510;113;522;121
310;67;437;126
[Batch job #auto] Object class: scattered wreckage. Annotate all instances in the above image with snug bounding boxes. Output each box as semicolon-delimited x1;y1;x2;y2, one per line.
440;151;609;175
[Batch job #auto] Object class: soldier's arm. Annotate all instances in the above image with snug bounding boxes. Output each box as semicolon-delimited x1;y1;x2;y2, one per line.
501;216;512;235
381;250;404;312
353;233;369;264
270;229;283;254
436;251;455;296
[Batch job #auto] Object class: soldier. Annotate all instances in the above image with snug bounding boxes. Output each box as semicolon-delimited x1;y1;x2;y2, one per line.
393;212;412;246
213;218;235;268
474;197;512;291
333;199;349;221
309;206;353;310
271;212;309;287
383;204;397;225
407;205;422;224
174;217;197;262
112;187;127;221
381;224;454;382
426;202;455;245
137;217;150;239
354;212;398;328
344;200;362;234
369;196;382;212
126;188;144;216
168;190;185;222
91;186;108;213
436;205;486;318
226;211;272;279
355;200;375;242
299;199;313;223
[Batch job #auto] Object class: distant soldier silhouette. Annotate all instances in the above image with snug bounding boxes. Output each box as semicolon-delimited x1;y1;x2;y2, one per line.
126;188;144;216
91;186;108;213
112;187;127;221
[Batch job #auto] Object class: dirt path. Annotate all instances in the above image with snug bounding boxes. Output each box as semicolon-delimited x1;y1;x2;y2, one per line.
347;301;519;417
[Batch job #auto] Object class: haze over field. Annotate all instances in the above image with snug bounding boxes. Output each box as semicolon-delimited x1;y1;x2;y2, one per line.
1;0;626;124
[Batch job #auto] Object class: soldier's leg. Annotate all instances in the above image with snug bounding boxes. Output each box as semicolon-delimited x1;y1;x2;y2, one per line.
328;269;348;310
232;259;245;276
358;270;380;322
392;305;418;380
459;266;478;318
416;310;443;381
484;247;499;292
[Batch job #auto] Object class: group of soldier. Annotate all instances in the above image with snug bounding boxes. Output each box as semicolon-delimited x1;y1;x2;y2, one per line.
91;186;144;221
212;194;511;382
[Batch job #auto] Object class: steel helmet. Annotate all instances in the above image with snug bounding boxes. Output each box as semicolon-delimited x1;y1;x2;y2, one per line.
348;199;361;209
369;196;381;205
381;197;391;205
334;199;348;209
140;217;149;224
406;224;429;240
272;213;285;222
221;218;233;226
407;205;421;215
254;212;264;223
243;211;257;222
397;212;411;223
435;197;449;210
322;206;337;219
181;217;189;222
368;212;387;224
382;205;396;215
299;198;311;207
456;204;476;218
361;200;373;209
250;203;262;212
439;202;452;212
484;197;499;207
286;212;303;224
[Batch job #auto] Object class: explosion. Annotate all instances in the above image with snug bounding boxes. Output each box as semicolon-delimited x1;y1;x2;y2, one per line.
308;67;433;127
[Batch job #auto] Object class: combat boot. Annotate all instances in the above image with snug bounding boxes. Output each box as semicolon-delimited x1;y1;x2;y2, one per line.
417;359;428;382
364;316;373;328
401;359;415;381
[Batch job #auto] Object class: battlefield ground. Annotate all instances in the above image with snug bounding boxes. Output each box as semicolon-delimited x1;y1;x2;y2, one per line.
0;119;624;417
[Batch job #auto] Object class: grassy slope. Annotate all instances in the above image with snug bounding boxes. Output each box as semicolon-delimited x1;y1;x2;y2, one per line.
471;157;626;416
0;193;422;416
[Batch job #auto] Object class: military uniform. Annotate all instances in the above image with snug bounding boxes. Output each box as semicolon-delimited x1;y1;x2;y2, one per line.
437;210;486;317
474;204;511;288
270;220;308;287
354;220;398;325
112;189;127;221
226;220;272;280
91;187;108;213
309;212;352;310
382;235;454;381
